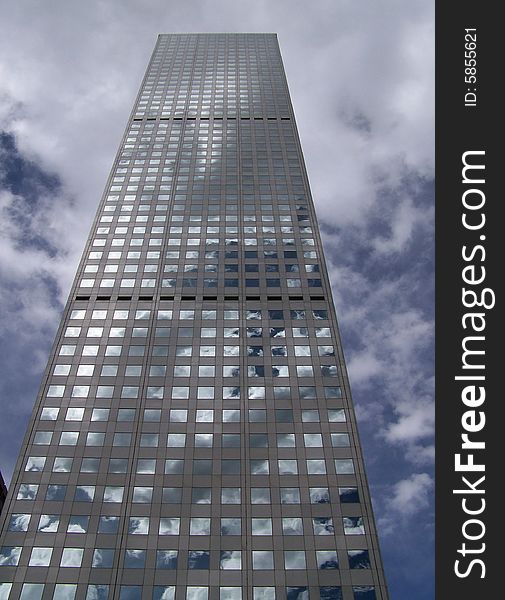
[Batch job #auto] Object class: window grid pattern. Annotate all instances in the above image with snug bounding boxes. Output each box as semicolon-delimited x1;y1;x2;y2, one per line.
0;34;388;600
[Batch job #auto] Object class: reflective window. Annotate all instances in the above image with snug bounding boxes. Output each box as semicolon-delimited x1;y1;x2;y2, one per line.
92;549;114;568
7;514;31;532
29;547;52;566
187;550;209;569
284;551;306;569
316;550;339;570
156;550;178;569
252;551;274;570
0;546;21;566
220;550;242;570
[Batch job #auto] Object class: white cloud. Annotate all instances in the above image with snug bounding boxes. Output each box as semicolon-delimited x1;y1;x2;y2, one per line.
371;196;432;255
390;472;434;516
376;472;434;538
326;253;434;464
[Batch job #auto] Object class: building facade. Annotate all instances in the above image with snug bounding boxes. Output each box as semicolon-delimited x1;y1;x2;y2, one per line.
0;473;6;515
0;34;388;600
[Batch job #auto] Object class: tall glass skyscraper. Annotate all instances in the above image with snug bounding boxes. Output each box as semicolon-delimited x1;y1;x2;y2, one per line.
0;34;388;600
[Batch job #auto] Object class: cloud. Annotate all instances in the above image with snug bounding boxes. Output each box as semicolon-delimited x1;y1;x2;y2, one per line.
390;472;434;517
377;472;434;541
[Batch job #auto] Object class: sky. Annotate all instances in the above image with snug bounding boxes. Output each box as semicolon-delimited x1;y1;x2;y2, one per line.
0;1;434;598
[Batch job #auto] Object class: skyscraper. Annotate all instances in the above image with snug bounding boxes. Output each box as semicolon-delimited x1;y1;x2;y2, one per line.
0;34;388;600
0;473;6;515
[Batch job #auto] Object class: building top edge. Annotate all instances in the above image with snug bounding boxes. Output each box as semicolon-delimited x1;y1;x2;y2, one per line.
157;32;278;36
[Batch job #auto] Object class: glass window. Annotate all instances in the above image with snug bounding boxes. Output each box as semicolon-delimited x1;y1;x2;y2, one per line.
220;589;241;600
124;549;146;568
282;517;303;535
159;518;180;535
339;487;360;503
54;457;73;472
316;550;339;570
352;588;376;600
319;588;343;600
92;408;110;421
251;488;271;504
66;407;85;421
191;459;212;475
348;549;371;569
221;488;241;504
310;488;330;504
60;548;84;567
153;588;175;600
252;551;274;570
190;518;210;535
29;547;52;566
187;550;209;569
284;551;306;569
276;434;295;448
328;409;346;422
251;459;269;475
307;459;326;474
0;546;21;566
67;516;89;533
113;433;132;446
304;433;323;447
98;516;119;534
40;407;59;420
109;458;127;473
128;517;149;535
195;433;213;447
220;550;241;570
170;409;188;422
220;518;241;535
133;487;153;503
248;408;266;423
192;488;211;504
34;431;52;444
223;410;240;422
137;459;155;474
60;431;79;445
144;409;161;421
331;433;350;447
162;488;182;503
119;588;141;600
335;459;355;474
186;588;208;600
7;514;31;532
286;589;308;600
302;410;319;423
74;486;94;502
278;460;297;475
165;459;183;474
167;433;186;447
140;433;159;447
313;517;334;536
53;585;77;600
25;457;45;472
46;485;66;501
20;585;44;600
253;589;275;600
276;409;293;423
343;517;365;535
251;518;272;535
280;488;300;504
38;515;60;532
156;550;178;569
86;585;109;600
87;432;105;446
